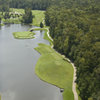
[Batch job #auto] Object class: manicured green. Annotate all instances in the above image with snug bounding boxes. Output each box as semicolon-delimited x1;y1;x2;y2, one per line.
35;43;74;100
31;10;45;26
13;31;35;39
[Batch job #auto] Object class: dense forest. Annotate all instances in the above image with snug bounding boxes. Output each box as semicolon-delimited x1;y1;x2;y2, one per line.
45;0;100;100
0;0;60;10
0;0;100;100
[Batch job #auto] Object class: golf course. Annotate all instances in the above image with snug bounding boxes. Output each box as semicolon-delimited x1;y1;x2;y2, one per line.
1;8;77;100
12;9;75;100
33;26;74;100
1;0;99;99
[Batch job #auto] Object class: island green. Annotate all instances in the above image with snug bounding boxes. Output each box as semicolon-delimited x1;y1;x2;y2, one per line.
13;31;35;39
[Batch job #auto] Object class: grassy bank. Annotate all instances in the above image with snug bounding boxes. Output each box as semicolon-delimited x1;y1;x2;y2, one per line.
0;23;4;26
35;43;74;100
13;31;35;39
3;18;21;24
31;28;53;45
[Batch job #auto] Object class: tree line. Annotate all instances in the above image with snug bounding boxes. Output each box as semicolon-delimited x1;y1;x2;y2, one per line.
45;0;100;100
0;0;52;10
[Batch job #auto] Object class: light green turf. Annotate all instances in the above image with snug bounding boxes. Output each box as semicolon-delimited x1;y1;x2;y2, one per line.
0;95;1;100
13;31;35;39
0;23;4;26
10;8;45;26
35;43;74;100
31;10;45;26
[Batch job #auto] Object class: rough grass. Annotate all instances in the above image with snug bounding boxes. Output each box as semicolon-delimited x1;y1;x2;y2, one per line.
3;18;21;24
0;23;4;26
35;43;74;100
13;31;35;39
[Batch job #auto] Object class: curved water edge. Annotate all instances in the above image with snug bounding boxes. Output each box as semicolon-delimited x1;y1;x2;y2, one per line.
46;28;78;100
0;24;62;100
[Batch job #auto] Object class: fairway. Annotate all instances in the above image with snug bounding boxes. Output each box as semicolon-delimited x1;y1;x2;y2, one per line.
13;31;35;39
32;10;45;26
35;43;74;100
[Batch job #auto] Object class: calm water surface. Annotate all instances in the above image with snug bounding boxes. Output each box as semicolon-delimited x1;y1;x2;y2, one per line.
0;24;62;100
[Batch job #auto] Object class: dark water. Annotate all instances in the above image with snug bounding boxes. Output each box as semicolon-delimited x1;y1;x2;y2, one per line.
0;24;62;100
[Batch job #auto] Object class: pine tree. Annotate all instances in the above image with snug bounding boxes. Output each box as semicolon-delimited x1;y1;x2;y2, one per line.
40;22;44;28
23;8;33;23
0;17;1;24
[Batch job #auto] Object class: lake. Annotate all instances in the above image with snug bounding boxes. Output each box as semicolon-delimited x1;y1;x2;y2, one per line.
0;24;62;100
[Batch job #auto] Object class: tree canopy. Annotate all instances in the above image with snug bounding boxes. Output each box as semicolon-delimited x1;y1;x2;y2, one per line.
23;8;33;23
45;1;100;99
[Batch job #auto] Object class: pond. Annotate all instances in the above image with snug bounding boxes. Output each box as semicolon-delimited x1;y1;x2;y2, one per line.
0;24;62;100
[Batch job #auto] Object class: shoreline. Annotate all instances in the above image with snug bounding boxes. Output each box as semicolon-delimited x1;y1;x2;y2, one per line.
45;28;78;100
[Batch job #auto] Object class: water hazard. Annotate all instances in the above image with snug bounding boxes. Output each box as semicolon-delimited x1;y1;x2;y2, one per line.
0;24;62;100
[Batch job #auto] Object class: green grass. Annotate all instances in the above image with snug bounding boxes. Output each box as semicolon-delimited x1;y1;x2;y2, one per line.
13;31;35;39
3;18;21;24
35;43;74;100
32;10;45;26
10;8;45;26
